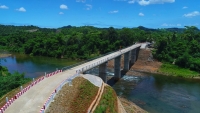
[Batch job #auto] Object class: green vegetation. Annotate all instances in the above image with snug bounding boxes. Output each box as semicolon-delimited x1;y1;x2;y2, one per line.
158;63;199;78
71;79;99;113
153;26;200;73
0;24;200;77
94;85;118;113
0;25;153;59
0;66;31;98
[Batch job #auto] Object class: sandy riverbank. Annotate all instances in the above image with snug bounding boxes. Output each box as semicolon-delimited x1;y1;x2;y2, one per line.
0;54;12;58
107;49;162;76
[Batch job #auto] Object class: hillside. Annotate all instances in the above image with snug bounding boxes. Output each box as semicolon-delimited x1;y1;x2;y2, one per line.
45;76;147;113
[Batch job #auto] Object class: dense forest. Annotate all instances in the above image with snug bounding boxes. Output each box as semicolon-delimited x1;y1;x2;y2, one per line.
0;24;200;72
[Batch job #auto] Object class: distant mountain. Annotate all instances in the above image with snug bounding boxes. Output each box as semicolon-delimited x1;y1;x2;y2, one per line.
137;26;157;31
164;28;186;33
136;26;190;33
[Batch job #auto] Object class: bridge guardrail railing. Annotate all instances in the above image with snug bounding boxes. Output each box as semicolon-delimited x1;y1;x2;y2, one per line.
0;44;141;113
61;44;141;72
0;70;62;113
40;71;81;113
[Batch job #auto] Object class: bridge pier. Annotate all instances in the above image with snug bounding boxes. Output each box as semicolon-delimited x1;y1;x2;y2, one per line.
124;51;130;71
136;47;140;61
131;49;136;64
114;55;121;80
99;62;107;83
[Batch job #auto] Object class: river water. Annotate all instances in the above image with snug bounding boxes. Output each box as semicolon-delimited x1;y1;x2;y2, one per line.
1;53;200;113
0;53;79;78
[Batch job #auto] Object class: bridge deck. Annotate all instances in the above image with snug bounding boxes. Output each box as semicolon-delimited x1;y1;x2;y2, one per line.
5;70;75;113
72;44;141;71
4;44;141;113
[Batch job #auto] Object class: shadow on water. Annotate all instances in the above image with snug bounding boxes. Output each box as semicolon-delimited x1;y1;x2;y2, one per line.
107;70;127;86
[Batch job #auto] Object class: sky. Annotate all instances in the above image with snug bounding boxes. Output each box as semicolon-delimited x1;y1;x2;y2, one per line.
0;0;200;28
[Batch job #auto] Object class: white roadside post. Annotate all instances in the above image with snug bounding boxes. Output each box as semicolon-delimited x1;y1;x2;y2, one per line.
6;97;8;103
20;86;23;91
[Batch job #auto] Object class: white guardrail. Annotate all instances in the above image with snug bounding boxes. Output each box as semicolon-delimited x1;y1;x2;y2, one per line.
40;71;80;113
40;44;141;113
0;70;62;113
0;44;141;113
72;44;141;72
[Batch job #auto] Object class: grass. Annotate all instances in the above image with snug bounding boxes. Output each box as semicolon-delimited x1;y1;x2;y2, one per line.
158;63;200;78
70;79;99;113
94;85;118;113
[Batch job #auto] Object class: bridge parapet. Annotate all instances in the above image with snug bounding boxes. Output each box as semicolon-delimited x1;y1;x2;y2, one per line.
1;43;141;113
0;70;62;113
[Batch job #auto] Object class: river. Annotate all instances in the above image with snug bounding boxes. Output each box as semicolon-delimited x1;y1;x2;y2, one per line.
1;53;200;113
0;53;79;78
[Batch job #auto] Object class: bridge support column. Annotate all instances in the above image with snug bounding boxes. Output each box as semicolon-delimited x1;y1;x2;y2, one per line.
136;47;140;61
124;51;130;71
99;62;107;83
114;55;121;80
131;49;136;64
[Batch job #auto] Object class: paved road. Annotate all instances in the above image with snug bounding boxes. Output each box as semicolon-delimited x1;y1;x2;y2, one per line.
4;44;141;113
5;70;75;113
140;42;148;49
82;74;103;87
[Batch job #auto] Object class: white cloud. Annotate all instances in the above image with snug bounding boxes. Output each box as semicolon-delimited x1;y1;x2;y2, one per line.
86;4;92;10
60;4;68;9
128;0;135;4
76;0;86;3
162;23;168;26
139;12;144;16
16;7;26;12
109;10;119;13
0;5;9;9
182;6;188;9
59;12;64;14
127;0;175;6
177;24;181;26
183;11;200;17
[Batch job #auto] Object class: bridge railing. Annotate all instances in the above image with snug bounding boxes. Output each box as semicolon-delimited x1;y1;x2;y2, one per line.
40;71;81;113
61;44;140;72
0;70;62;113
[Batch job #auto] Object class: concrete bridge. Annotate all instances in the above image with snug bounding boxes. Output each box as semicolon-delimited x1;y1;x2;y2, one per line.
2;43;141;113
71;44;141;82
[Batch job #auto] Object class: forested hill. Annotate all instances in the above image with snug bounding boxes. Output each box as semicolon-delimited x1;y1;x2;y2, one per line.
0;25;154;59
0;25;200;72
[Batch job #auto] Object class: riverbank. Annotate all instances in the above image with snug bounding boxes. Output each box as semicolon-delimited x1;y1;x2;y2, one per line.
0;54;11;58
107;48;200;79
119;97;147;113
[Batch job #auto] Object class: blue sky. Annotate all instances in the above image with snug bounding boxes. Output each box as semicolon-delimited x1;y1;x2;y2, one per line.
0;0;200;28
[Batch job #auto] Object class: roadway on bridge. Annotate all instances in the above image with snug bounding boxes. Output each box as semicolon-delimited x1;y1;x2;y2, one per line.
5;70;75;113
4;44;141;113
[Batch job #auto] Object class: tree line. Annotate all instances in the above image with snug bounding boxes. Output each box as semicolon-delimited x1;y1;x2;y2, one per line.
0;25;200;72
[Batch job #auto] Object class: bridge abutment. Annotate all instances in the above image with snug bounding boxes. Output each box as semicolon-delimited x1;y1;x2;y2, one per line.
114;55;121;80
99;62;107;83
